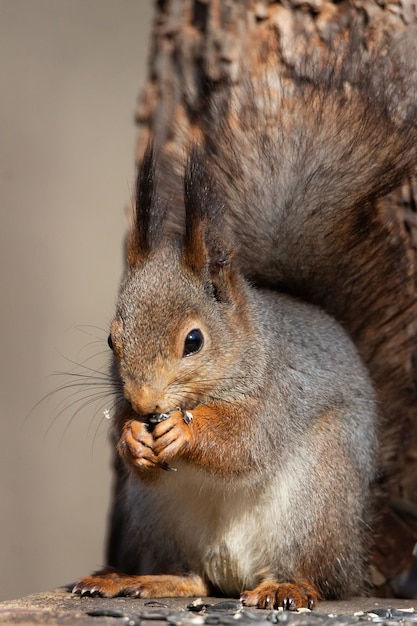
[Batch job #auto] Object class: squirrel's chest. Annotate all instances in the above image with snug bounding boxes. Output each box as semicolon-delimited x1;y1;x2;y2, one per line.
198;518;262;594
175;494;264;594
142;465;294;594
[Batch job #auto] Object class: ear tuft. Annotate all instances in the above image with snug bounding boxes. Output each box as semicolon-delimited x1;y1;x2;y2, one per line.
183;147;234;298
128;143;166;265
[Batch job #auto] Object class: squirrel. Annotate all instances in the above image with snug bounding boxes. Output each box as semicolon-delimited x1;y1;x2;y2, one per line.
72;39;417;609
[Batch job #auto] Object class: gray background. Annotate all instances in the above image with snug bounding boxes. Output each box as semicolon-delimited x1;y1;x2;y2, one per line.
0;0;154;601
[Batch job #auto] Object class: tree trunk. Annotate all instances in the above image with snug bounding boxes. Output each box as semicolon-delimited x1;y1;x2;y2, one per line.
109;0;417;596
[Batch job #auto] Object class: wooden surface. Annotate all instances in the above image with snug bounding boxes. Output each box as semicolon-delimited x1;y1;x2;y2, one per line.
1;588;417;626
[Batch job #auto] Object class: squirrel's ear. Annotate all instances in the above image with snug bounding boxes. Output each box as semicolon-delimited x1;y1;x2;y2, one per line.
183;148;234;300
128;143;165;266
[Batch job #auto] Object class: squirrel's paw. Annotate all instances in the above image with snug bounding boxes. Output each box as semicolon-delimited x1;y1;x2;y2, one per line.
72;570;208;598
72;569;122;598
240;580;319;611
117;419;158;471
152;409;193;463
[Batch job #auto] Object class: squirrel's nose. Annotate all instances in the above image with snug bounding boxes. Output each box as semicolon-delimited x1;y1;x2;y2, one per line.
125;384;164;416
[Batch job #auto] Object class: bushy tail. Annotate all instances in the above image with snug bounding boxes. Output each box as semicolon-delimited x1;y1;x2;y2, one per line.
201;33;417;492
204;36;417;295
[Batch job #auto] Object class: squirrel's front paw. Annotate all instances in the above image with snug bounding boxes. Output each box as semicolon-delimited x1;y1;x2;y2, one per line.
152;409;193;463
117;419;158;471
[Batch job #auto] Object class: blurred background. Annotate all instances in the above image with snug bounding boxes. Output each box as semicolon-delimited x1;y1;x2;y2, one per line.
0;0;153;601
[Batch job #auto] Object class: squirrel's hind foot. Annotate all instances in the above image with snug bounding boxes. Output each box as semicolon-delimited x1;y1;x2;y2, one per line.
240;580;319;611
72;569;209;598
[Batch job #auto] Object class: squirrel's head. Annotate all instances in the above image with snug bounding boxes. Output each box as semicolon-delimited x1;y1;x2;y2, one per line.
109;144;251;418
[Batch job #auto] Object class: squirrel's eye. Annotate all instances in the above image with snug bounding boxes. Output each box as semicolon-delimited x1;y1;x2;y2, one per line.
183;328;204;357
107;334;114;351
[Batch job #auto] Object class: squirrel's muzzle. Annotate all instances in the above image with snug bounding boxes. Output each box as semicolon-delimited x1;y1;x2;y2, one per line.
124;382;168;417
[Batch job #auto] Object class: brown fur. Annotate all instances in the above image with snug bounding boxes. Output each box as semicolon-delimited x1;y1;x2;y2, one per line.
74;569;209;598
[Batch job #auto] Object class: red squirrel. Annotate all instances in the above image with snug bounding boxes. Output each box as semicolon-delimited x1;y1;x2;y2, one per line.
72;42;417;609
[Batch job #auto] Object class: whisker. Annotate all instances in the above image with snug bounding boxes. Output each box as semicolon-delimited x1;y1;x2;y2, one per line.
71;324;109;341
75;347;110;368
45;388;116;439
53;389;117;442
169;381;252;405
52;349;111;376
89;395;130;457
54;385;115;417
27;364;115;438
28;375;112;414
86;398;115;441
50;370;113;385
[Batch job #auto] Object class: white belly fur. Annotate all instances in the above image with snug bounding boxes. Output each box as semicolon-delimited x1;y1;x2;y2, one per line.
128;460;299;595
